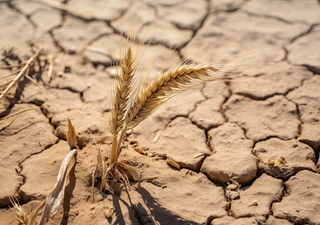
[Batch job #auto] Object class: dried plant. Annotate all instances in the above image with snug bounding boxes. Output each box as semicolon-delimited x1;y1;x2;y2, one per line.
102;31;228;194
0;48;42;102
9;195;45;225
99;14;250;190
110;47;135;136
109;46;136;166
38;119;78;225
103;43;142;193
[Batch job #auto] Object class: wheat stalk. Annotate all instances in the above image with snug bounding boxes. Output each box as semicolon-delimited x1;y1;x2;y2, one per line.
109;46;136;165
105;9;231;191
125;63;221;130
106;57;225;174
105;58;225;192
110;46;135;135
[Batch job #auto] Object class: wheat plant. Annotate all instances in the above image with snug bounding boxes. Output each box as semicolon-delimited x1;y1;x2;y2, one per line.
102;29;228;194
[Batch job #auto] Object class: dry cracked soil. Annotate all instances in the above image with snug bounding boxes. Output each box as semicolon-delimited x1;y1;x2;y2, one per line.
1;0;320;225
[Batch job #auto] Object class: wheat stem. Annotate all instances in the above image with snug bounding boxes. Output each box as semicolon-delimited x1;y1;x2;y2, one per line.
110;136;118;165
109;47;135;165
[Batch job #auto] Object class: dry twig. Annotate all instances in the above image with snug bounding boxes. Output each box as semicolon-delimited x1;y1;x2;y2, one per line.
0;62;25;69
0;48;42;101
85;46;112;58
46;54;55;83
25;74;43;89
0;107;39;120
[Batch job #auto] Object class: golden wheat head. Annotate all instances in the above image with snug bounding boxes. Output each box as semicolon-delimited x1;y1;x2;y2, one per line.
110;46;135;136
125;63;221;130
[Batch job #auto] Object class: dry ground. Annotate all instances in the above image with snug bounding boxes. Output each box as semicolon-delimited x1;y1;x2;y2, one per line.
1;0;320;224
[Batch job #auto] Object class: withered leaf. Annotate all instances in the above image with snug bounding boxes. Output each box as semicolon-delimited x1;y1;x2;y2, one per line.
39;149;77;225
167;159;180;170
66;118;78;150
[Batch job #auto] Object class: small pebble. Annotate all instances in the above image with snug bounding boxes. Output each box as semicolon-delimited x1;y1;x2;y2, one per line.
104;206;114;218
227;184;238;190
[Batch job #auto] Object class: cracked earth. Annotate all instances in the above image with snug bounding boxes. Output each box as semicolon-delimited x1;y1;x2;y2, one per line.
1;0;320;224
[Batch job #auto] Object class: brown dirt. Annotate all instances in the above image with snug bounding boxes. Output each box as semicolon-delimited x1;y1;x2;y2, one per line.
1;0;320;225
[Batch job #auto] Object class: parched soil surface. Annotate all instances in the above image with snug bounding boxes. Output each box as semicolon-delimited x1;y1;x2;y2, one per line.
1;0;320;225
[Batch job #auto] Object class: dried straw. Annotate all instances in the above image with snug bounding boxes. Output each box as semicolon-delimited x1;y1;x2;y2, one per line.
0;48;42;101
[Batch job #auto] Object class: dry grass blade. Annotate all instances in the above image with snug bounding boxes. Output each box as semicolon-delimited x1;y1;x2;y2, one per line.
118;162;140;181
100;157;108;191
126;64;222;129
92;169;95;203
85;46;112;58
46;54;55;83
66;118;78;150
0;107;39;120
92;144;105;202
0;48;42;101
25;74;43;89
0;80;15;91
39;149;77;225
166;159;180;170
261;121;277;132
0;62;25;69
0;71;20;85
39;119;78;225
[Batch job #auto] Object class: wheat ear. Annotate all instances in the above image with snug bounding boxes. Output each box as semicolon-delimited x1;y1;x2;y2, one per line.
125;63;221;129
110;46;135;134
9;195;45;225
10;195;28;225
109;46;135;164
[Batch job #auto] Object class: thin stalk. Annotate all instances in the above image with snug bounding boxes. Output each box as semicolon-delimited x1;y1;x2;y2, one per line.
109;136;118;165
0;48;42;101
